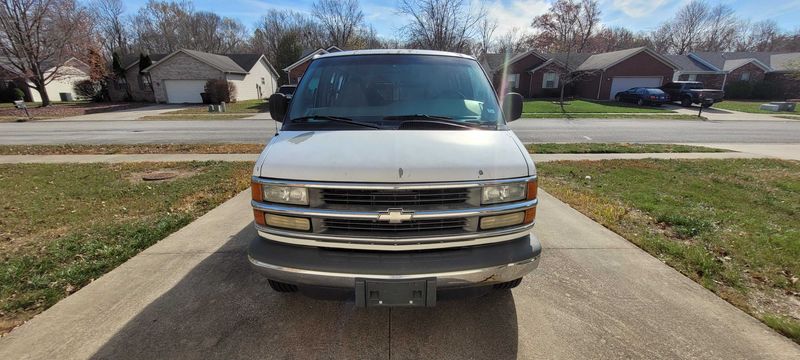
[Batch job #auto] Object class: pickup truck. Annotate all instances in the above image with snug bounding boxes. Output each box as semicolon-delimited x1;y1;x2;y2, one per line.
250;49;541;307
660;81;724;108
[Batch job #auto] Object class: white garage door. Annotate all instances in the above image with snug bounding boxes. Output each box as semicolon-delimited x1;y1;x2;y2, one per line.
164;80;206;103
609;77;663;100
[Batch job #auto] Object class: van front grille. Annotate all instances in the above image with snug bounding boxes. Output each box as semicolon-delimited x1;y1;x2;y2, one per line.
320;188;469;207
322;218;468;237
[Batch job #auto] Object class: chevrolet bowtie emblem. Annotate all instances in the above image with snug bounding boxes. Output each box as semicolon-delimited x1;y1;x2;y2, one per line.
377;208;414;223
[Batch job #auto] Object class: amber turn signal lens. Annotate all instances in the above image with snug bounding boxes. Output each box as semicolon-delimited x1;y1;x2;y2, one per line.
480;212;525;230
253;209;266;226
527;178;538;200
252;182;263;202
524;207;536;224
265;214;311;231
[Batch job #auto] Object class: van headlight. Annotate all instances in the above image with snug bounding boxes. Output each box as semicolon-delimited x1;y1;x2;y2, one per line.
481;182;527;204
263;185;309;205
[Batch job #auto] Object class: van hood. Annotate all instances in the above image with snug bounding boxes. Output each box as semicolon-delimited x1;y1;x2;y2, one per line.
255;130;533;183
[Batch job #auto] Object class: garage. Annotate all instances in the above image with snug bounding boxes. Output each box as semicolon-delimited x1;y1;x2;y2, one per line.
609;76;663;100
164;80;206;103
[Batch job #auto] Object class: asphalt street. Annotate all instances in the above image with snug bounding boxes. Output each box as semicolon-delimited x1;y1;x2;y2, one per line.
1;118;800;144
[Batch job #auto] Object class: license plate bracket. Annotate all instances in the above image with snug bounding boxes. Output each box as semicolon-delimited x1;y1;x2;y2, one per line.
355;278;436;307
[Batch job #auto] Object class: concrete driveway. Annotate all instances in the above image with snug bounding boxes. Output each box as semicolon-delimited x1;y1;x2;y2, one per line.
40;104;192;121
1;190;797;360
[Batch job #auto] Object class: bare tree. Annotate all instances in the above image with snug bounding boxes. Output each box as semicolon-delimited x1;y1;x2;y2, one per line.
0;0;91;106
130;0;192;53
587;26;648;52
701;4;737;52
494;28;528;54
93;0;129;57
397;0;486;53
311;0;364;48
663;0;709;54
476;16;497;56
251;9;327;83
531;0;601;109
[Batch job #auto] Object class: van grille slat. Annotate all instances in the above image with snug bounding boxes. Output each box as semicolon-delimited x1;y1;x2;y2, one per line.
321;188;469;207
322;218;467;234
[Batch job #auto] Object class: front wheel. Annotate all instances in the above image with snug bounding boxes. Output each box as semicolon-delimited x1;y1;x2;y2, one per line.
681;97;693;107
614;94;621;102
493;278;523;290
637;99;644;106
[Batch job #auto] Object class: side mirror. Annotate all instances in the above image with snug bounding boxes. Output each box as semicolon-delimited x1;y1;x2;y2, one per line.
269;93;289;122
503;92;523;122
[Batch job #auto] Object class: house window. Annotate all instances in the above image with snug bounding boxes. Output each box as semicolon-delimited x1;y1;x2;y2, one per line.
137;74;152;90
687;74;697;81
740;72;750;81
543;72;559;89
507;74;520;89
261;77;265;85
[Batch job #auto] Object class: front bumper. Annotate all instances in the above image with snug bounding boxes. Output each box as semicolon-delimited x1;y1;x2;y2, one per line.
248;234;541;289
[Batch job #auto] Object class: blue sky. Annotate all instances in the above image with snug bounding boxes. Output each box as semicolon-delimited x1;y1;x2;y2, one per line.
123;0;800;38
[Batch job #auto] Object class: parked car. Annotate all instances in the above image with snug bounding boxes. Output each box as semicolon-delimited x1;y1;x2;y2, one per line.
274;84;297;100
252;49;540;307
660;81;724;108
615;87;670;106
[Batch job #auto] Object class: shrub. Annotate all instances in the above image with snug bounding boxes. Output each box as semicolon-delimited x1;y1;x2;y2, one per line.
13;88;24;100
73;79;101;100
204;79;237;103
724;80;753;99
724;80;785;100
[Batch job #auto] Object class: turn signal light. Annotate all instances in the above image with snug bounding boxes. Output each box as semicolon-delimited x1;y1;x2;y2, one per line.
527;178;538;200
252;181;263;202
264;213;311;231
480;212;525;230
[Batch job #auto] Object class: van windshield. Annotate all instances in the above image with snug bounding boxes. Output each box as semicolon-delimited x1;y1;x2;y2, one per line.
284;54;503;130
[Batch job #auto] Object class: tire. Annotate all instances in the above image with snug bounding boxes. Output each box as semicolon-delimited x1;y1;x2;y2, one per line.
681;97;692;107
614;94;621;102
493;278;523;290
637;99;644;106
268;279;298;292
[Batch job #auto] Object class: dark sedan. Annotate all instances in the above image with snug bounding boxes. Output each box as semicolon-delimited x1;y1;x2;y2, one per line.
614;87;670;106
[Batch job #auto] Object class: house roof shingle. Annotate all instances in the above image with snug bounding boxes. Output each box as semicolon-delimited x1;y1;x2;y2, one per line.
181;49;247;73
665;54;717;72
769;53;800;72
576;47;646;71
226;54;263;72
540;53;592;71
121;53;168;70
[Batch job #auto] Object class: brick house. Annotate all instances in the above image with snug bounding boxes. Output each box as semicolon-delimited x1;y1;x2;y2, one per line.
689;52;800;98
283;46;342;84
483;47;800;100
109;53;168;102
125;49;279;104
485;47;679;100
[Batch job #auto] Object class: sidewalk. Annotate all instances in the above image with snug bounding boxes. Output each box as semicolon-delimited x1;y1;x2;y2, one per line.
0;151;773;164
666;105;795;121
40;104;192;122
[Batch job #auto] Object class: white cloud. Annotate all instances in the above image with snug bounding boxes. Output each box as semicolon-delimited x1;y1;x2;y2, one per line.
611;0;669;18
485;0;549;35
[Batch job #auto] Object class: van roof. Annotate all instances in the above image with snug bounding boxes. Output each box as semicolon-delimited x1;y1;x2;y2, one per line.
314;49;476;61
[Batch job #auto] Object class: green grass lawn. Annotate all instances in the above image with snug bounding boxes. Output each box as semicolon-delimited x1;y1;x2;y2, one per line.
523;99;672;114
521;113;703;120
0;161;252;334
713;100;798;114
163;99;268;115
526;143;728;154
538;159;800;343
0;144;265;155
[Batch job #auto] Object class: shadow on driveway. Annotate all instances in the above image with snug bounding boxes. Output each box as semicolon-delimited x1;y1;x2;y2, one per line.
89;226;519;359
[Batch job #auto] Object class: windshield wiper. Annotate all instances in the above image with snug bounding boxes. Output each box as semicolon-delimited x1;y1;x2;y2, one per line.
289;115;381;129
384;114;482;129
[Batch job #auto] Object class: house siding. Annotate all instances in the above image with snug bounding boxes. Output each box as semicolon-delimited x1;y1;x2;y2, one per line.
573;72;603;99
109;65;156;102
287;60;311;85
593;52;674;100
727;63;766;83
29;65;89;102
529;63;569;98
148;52;224;103
491;54;546;97
227;58;278;100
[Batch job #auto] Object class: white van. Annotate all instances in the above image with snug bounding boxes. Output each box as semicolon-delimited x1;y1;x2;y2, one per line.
250;49;539;307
